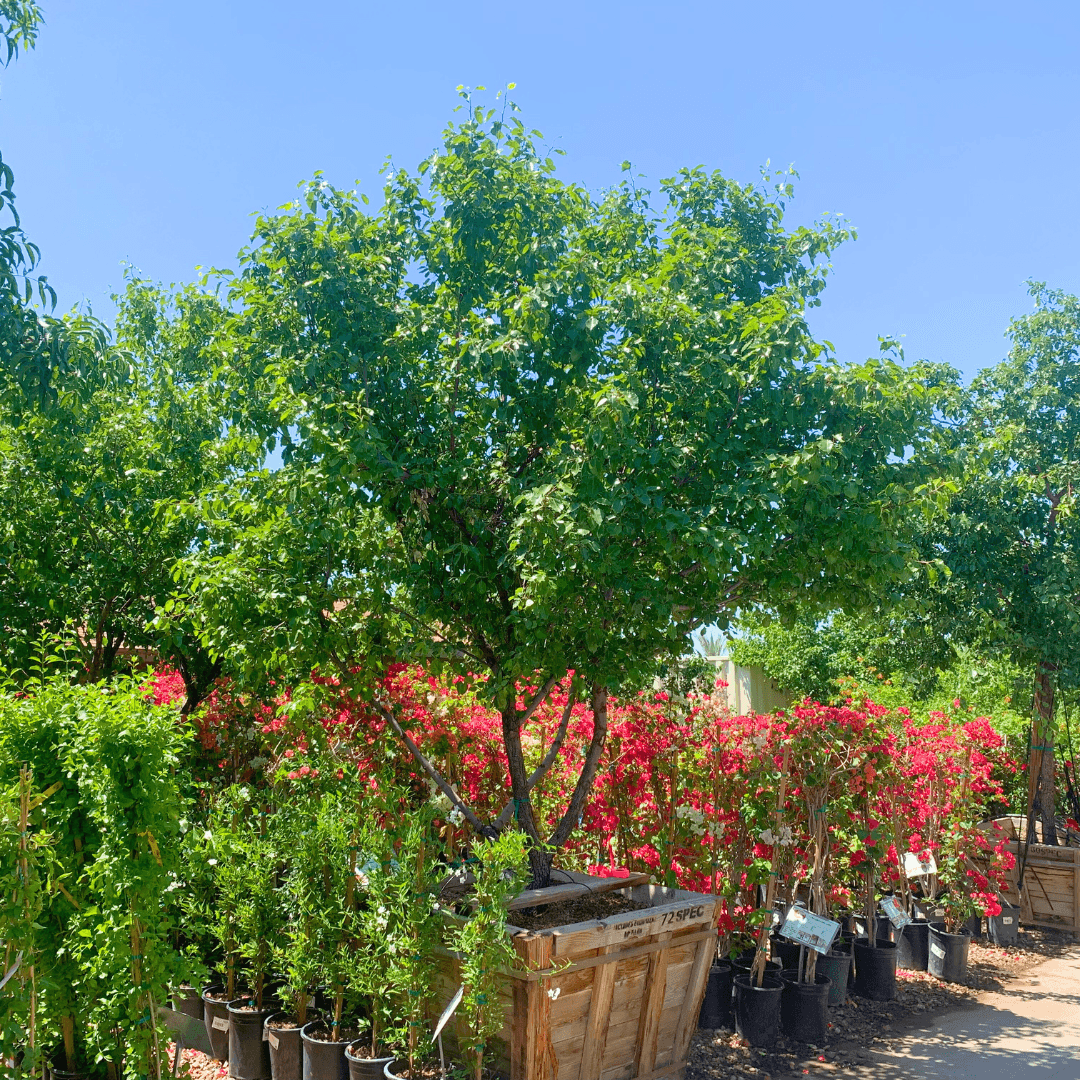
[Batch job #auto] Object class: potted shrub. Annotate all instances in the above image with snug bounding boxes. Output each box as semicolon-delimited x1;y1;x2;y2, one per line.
432;832;529;1080
0;671;188;1080
0;767;59;1080
227;800;283;1080
266;782;327;1080
349;805;443;1080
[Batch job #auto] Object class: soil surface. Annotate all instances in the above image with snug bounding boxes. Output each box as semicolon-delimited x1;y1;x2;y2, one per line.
509;890;649;931
305;1025;361;1042
267;1016;301;1029
687;928;1076;1080
385;1063;443;1079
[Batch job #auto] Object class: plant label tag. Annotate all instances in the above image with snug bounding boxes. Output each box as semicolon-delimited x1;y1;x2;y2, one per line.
212;1016;230;1032
1002;917;1014;925
929;942;946;959
778;906;840;955
904;851;937;877
880;896;911;930
268;1032;279;1050
262;1028;269;1042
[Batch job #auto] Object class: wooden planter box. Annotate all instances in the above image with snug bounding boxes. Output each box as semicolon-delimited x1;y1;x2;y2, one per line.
433;871;720;1080
980;816;1080;936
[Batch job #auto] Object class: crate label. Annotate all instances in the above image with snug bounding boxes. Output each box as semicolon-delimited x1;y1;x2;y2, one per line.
880;896;912;930
619;903;706;941
904;851;938;877
212;1016;230;1031
268;1032;279;1050
778;906;840;955
929;942;946;959
1002;917;1014;925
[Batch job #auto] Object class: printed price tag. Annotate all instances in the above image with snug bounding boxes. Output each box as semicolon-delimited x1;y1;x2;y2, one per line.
268;1032;279;1050
1002;917;1014;925
880;896;911;930
903;851;937;877
929;941;945;960
778;906;840;955
212;1016;230;1031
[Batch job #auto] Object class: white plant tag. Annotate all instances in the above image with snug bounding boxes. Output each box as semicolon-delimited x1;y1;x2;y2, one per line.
262;1027;269;1041
880;895;911;930
268;1032;279;1050
1002;917;1013;925
212;1016;230;1031
778;905;840;955
903;851;937;877
929;942;945;959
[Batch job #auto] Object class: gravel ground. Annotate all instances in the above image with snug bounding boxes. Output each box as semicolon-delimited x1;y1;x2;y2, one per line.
167;929;1075;1080
687;928;1076;1080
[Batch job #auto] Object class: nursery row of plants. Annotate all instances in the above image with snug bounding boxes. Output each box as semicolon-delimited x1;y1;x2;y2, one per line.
1;658;1018;1079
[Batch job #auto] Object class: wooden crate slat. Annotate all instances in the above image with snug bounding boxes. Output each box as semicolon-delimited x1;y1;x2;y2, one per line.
579;945;618;1080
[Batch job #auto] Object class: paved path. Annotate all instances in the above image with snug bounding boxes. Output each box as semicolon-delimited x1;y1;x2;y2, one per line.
854;946;1080;1079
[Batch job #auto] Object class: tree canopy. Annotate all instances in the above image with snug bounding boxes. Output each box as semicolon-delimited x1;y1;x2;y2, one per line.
175;92;949;881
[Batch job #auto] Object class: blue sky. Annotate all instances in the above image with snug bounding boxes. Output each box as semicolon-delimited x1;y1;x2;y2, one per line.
2;0;1078;382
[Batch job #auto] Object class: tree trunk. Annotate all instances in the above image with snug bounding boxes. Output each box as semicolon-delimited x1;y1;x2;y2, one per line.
1030;663;1059;846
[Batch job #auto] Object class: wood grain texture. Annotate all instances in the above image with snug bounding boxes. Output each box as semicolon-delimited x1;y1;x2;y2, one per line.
579;946;618;1080
632;931;672;1077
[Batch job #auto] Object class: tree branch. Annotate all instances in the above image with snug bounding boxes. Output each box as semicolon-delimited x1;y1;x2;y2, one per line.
548;682;609;850
370;699;491;837
494;684;577;829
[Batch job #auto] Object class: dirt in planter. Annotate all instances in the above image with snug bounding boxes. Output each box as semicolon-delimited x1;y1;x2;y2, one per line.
510;890;649;931
267;1017;301;1029
305;1026;361;1042
204;991;244;1002
387;1064;442;1080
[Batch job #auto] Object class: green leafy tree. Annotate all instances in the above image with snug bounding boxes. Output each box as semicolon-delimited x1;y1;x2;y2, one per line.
922;284;1080;843
181;91;949;885
0;278;255;706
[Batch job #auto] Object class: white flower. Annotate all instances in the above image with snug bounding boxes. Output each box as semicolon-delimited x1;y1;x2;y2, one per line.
546;987;561;1001
203;830;213;841
448;807;465;826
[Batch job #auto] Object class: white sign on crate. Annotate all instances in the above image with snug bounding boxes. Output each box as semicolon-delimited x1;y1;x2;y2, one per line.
903;850;937;877
778;905;840;955
880;895;911;930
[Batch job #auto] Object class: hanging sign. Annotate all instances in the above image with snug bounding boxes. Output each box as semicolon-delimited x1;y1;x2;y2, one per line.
903;850;937;877
880;895;912;930
778;905;840;955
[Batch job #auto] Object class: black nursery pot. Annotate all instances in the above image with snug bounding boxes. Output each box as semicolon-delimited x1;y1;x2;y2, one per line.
896;919;931;971
853;938;898;1001
732;973;783;1048
770;936;802;971
265;1015;303;1080
697;961;733;1029
344;1043;395;1080
732;956;782;979
203;985;231;1062
779;971;831;1043
987;903;1020;947
815;948;851;1006
301;1022;350;1080
172;985;204;1021
228;999;276;1080
928;926;970;983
